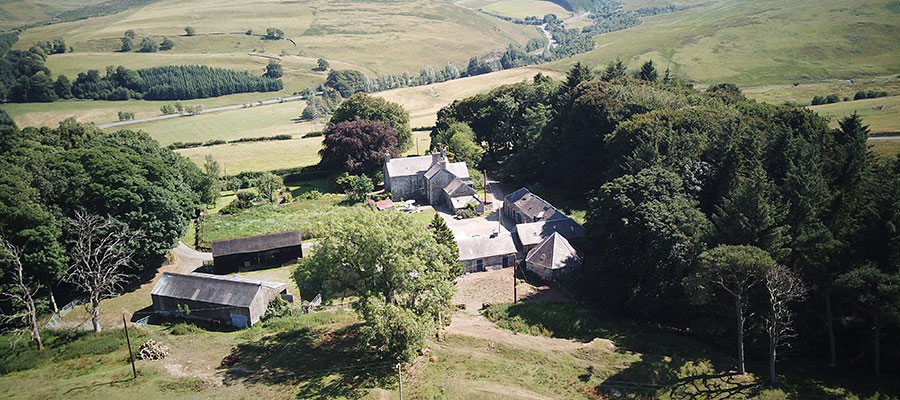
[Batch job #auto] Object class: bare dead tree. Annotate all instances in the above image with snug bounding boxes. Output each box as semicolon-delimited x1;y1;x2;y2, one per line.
765;264;807;384
66;212;141;332
0;237;44;350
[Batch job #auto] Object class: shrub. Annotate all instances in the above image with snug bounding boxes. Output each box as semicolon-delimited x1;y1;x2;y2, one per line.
262;296;291;321
168;322;204;335
236;189;256;202
298;190;323;200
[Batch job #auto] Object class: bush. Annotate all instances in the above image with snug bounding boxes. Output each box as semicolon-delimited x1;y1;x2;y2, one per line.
262;296;291;321
236;189;256;202
184;26;196;36
301;131;324;138
298;190;323;200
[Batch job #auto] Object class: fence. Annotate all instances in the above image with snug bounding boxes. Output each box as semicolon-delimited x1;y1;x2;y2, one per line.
44;298;84;330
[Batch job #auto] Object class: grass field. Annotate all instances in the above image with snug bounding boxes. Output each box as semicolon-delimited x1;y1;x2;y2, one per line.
178;137;324;175
13;0;540;76
871;140;900;159
455;0;573;19
809;95;900;134
551;0;900;87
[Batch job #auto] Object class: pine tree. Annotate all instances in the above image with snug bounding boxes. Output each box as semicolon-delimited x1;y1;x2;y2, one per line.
430;213;461;276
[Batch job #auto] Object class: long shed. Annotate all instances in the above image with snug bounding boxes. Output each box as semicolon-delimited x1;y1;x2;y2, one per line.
457;233;518;273
211;230;303;273
150;272;290;328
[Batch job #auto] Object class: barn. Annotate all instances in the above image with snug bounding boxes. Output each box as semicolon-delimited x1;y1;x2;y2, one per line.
211;231;303;273
457;233;518;273
150;272;291;328
525;232;582;281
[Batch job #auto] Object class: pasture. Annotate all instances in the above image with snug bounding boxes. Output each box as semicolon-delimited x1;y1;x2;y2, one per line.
456;0;573;19
871;139;900;159
809;95;900;134
552;0;900;87
177;137;324;174
13;0;541;75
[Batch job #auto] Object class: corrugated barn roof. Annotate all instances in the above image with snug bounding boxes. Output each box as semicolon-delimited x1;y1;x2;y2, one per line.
151;272;286;308
211;230;302;257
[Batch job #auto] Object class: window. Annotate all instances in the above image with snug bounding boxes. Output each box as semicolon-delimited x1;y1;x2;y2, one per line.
502;257;508;267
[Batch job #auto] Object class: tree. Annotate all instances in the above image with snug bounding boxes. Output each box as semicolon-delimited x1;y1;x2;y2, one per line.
330;93;412;151
66;212;141;332
159;36;174;51
203;154;220;177
765;265;807;383
265;60;283;78
184;26;196;36
315;58;329;71
429;213;462;276
639;59;658;82
293;209;457;361
445;122;483;166
686;245;774;375
564;62;593;92
336;173;373;203
160;104;175;114
0;237;44;350
264;27;284;39
835;264;900;377
54;75;72;99
319;120;400;175
120;36;133;52
255;172;282;203
601;58;626;81
124;29;136;39
139;37;159;53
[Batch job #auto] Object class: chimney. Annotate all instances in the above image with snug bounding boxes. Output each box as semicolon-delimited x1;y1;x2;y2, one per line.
431;150;442;164
384;153;391;164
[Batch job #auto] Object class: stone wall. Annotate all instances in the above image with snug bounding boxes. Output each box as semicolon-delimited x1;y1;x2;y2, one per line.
461;253;516;273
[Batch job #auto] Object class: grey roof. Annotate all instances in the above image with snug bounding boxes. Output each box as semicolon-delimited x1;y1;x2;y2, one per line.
446;162;470;180
211;231;302;258
457;233;518;261
516;218;585;248
504;187;565;222
450;195;480;210
444;177;476;197
151;272;286;308
384;155;435;177
526;232;582;271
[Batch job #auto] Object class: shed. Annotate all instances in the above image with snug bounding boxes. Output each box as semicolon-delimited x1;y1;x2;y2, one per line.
503;188;566;224
457;233;518;273
150;272;291;328
211;231;302;273
525;232;582;281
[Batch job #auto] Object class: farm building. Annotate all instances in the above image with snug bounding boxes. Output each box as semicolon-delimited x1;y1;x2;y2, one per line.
525;232;582;281
211;230;302;273
503;188;566;224
150;272;291;328
368;198;395;211
515;217;585;254
383;150;478;212
457;233;518;273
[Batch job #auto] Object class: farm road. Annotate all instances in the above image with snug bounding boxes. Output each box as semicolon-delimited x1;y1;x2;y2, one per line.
97;95;306;129
868;135;900;141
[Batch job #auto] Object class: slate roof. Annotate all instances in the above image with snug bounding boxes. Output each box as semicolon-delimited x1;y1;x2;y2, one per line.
445;162;470;180
516;218;585;248
457;233;518;261
504;188;565;222
450;195;481;210
384;155;435;177
444;177;477;197
151;272;286;308
211;231;302;258
525;232;582;271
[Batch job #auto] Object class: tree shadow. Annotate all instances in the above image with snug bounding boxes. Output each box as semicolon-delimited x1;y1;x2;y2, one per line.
220;324;394;399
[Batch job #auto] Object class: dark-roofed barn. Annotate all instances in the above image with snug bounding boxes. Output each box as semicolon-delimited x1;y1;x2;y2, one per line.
503;188;566;225
211;231;303;273
150;272;291;328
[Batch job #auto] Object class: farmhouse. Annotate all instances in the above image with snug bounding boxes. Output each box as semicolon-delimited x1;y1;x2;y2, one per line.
383;150;481;212
211;231;303;273
525;232;582;280
503;188;566;224
457;233;518;273
150;272;291;328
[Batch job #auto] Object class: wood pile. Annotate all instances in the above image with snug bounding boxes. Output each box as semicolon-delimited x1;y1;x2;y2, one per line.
137;339;169;360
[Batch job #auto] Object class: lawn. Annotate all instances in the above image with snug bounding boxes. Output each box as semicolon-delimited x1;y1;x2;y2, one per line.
743;75;900;105
809;95;900;134
871;139;900;159
550;0;900;87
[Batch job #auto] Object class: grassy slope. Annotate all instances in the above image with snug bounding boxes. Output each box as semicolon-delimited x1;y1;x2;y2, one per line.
463;0;573;19
13;0;540;75
550;0;900;87
809;95;900;134
871;140;900;159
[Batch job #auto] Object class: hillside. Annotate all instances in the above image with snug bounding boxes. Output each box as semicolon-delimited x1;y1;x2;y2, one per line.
551;0;900;87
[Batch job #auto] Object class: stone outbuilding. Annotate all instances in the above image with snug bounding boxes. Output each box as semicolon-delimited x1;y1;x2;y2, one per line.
457;233;518;273
211;231;303;274
515;217;585;254
525;232;582;281
503;188;566;225
150;272;291;328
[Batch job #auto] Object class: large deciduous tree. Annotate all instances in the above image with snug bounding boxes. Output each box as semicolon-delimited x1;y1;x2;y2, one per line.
765;264;807;383
329;93;411;151
319;120;399;176
293;209;457;361
0;237;44;350
685;245;774;375
66;212;141;332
